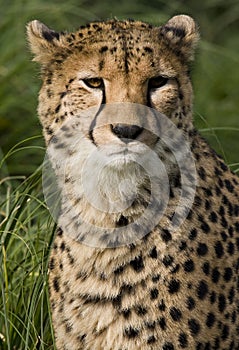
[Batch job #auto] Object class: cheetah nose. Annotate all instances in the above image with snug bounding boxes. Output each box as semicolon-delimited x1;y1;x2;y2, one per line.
111;124;143;142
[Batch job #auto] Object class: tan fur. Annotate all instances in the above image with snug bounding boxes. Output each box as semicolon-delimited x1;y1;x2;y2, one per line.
27;15;239;349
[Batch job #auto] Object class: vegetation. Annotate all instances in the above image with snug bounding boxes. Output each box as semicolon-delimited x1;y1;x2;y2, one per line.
0;0;238;348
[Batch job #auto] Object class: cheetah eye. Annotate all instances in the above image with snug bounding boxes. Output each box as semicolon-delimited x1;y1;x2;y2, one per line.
83;78;104;89
148;76;168;89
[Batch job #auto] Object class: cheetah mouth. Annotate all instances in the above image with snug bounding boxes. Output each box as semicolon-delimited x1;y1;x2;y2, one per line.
101;141;150;163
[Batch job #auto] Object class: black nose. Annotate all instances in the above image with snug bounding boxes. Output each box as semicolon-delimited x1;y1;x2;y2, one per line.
111;124;143;142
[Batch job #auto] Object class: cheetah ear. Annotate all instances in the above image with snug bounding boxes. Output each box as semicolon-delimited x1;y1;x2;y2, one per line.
27;20;65;64
160;15;199;62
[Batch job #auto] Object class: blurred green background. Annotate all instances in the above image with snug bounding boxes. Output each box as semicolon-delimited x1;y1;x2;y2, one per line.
1;0;239;175
0;2;238;348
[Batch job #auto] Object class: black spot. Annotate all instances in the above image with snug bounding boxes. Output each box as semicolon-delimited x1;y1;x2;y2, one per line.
168;279;180;294
221;216;228;228
116;215;128;227
218;294;226;313
227;242;235;255
158;317;167;330
163;342;174;350
178;332;188;348
171;264;180;274
220;231;227;242
206;312;215;328
188;318;201;335
198;167;206;180
170;307;182;321
49;257;55;270
152;274;160;283
197;280;208;300
179;240;187;251
186;296;195;310
60;241;65;251
189;228;197;240
147;335;156;344
183;259;195;272
214;241;224;258
112;294;121;308
162;255;174;267
77;333;86;342
210;291;217;304
150;288;159;300
68;78;74;84
99;46;108;53
205;199;212;210
114;265;125;275
218;177;224;188
197;243;208;256
228;226;234;237
200;220;210;234
161;229;172;242
67;253;74;265
144;46;153;53
214;166;222;176
228;287;235;304
211;267;220;283
135;305;147;316
55;104;61;113
53;277;60;292
209;211;218;223
202;262;210;275
130;255;144;272
219;206;225;216
194;195;202;207
215;185;221;196
224;179;234;193
202;187;213;197
158;299;166;311
149;246;157;259
227;203;234;217
129;243;136;251
221;324;229;340
59;91;67;99
234;204;239;216
223;267;233;282
45;126;53;135
124;326;139;338
122;309;131;318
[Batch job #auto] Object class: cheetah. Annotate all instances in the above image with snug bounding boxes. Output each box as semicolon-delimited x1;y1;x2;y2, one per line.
27;15;239;349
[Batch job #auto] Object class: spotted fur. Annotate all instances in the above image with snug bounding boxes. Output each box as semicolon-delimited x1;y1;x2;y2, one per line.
27;15;239;349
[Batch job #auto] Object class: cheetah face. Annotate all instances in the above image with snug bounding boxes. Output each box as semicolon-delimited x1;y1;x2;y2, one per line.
27;16;198;246
27;14;199;145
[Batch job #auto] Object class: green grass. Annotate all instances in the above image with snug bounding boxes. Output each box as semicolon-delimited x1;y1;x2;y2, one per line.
0;0;238;348
0;145;56;349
